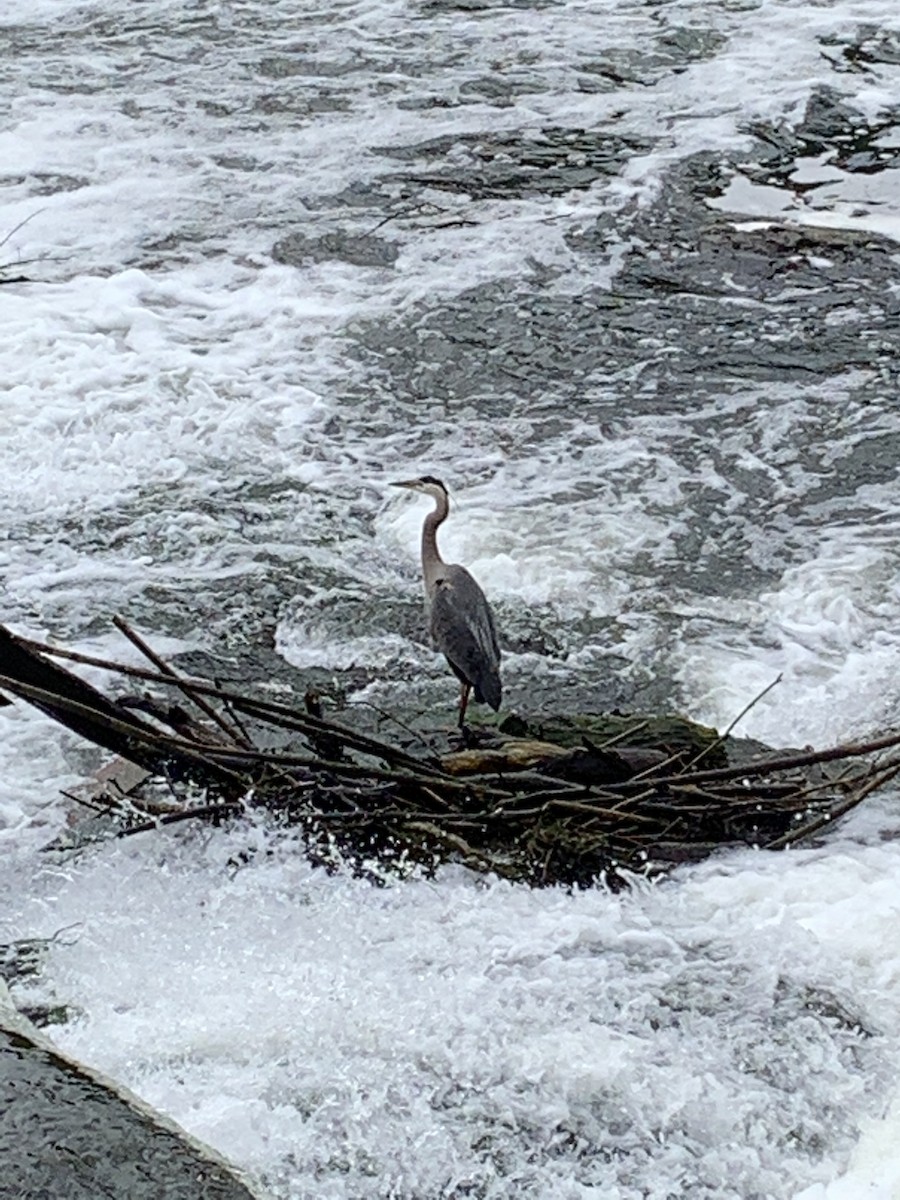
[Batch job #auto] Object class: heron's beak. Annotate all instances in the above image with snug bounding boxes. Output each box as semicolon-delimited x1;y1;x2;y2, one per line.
389;479;419;491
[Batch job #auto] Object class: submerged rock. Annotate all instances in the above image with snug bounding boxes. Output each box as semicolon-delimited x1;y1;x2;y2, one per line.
273;230;399;268
378;125;653;199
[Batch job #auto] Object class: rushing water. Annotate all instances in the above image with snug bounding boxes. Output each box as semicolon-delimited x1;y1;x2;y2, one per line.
3;1;900;1196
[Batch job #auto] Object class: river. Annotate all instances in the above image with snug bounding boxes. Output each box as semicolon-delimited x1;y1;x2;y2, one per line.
2;1;900;1196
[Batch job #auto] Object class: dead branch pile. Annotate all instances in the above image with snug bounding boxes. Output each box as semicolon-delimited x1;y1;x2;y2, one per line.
2;621;899;888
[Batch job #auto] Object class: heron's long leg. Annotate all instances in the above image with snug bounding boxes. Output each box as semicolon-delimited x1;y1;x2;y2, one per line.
458;682;471;728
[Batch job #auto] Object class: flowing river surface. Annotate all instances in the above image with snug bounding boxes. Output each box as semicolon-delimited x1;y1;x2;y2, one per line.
3;1;900;1196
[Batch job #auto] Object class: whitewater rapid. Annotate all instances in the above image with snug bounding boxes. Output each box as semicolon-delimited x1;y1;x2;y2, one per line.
3;0;900;1196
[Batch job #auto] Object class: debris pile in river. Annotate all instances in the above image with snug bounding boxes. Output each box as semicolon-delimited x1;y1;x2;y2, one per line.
2;621;899;888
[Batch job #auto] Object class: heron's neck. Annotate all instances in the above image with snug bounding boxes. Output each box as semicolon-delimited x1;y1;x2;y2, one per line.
422;492;449;591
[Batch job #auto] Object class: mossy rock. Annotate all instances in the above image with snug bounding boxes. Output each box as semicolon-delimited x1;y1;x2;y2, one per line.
496;711;729;768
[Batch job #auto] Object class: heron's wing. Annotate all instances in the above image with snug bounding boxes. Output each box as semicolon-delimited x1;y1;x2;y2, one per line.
429;565;502;708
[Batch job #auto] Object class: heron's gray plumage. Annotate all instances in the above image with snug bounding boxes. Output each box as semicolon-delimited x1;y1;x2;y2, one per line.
391;474;502;725
430;565;501;710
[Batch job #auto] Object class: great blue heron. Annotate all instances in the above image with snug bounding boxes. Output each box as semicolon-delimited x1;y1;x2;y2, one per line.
391;475;501;727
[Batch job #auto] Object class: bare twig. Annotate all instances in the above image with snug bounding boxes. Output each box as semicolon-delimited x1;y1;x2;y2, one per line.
0;208;47;251
346;697;432;751
594;721;649;751
213;681;255;746
404;820;499;871
603;729;900;791
59;789;114;817
681;674;782;772
195;742;511;798
117;801;247;839
113;615;251;748
766;757;900;851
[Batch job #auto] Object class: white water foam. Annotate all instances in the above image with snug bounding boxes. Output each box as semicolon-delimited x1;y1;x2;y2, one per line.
2;815;898;1199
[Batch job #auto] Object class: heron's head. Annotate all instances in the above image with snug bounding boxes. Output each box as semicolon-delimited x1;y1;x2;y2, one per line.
390;475;448;504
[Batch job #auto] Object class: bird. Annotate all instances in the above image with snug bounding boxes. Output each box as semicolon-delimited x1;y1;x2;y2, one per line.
391;475;501;727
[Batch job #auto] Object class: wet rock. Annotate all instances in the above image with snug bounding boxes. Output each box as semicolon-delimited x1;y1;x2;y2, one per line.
212;154;261;172
497;711;730;766
253;89;351;115
378;126;652;199
420;0;558;11
799;85;869;149
746;84;900;182
655;26;728;64
255;55;357;79
356;140;900;411
579;56;656;88
273;230;399;268
458;74;547;104
579;25;726;88
304;179;389;211
822;24;900;70
396;93;462;111
0;981;266;1200
28;173;88;196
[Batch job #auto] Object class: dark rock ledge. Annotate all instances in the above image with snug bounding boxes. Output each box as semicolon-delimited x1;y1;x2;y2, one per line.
0;980;268;1200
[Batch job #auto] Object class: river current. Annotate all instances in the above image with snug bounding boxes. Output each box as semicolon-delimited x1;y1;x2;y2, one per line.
2;1;900;1196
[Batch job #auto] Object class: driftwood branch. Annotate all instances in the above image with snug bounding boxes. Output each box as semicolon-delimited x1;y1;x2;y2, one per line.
15;634;444;776
605;730;900;790
3;621;898;887
0;627;168;769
